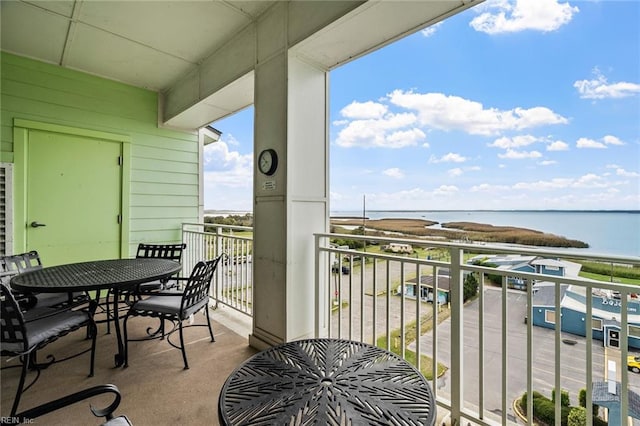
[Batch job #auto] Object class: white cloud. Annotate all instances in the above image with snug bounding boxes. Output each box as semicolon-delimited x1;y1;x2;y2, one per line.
388;90;567;136
513;177;574;190
574;68;640;99
615;168;640;178
547;140;569;151
539;160;557;166
387;128;427;147
489;135;538;149
576;135;624;149
573;173;609;188
203;140;253;210
430;152;467;163
335;112;419;148
576;137;606;149
470;0;579;34
448;168;464;177
498;149;543;159
340;101;388;119
421;22;443;37
203;140;252;178
434;185;459;196
470;183;510;192
512;173;620;191
383;168;405;179
602;135;624;146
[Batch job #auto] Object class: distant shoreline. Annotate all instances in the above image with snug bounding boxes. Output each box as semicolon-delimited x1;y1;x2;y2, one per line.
205;209;640;217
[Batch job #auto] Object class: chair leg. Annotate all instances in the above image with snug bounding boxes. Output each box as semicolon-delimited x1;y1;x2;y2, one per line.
123;316;130;368
205;306;215;342
10;355;30;417
105;290;112;335
179;321;189;370
89;321;97;377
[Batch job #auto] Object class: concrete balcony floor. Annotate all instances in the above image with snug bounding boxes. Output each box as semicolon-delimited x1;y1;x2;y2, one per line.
1;306;256;425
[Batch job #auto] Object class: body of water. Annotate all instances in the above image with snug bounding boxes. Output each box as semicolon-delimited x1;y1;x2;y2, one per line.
331;210;640;258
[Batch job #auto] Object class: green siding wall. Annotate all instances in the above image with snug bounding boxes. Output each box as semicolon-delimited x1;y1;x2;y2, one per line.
0;52;199;256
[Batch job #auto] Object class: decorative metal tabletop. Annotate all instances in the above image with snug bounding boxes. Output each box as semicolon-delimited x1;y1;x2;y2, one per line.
10;258;182;293
219;338;436;426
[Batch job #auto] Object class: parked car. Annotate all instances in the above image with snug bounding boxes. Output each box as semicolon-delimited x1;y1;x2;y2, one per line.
628;355;640;373
332;264;350;275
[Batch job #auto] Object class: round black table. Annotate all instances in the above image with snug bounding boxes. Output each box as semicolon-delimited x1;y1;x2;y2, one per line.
10;258;182;366
218;338;436;426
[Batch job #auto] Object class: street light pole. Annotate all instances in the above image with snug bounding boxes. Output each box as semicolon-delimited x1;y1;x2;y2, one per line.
362;194;366;253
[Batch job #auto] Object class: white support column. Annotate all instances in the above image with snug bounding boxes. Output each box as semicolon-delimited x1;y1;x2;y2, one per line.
249;3;329;349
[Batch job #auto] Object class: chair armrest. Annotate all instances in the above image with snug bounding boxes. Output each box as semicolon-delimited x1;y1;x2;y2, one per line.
142;290;184;297
12;384;126;424
23;299;97;324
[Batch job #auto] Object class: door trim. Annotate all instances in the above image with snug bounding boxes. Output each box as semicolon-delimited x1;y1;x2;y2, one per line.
13;119;131;257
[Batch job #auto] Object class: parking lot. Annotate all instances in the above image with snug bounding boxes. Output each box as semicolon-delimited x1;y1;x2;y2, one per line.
414;286;640;423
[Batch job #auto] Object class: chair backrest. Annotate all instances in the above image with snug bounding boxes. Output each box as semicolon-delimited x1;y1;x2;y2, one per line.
136;243;186;262
1;251;43;286
180;255;224;316
0;284;27;353
0;258;16;286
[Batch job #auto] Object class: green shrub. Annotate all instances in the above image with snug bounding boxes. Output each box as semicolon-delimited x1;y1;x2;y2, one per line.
520;389;606;426
520;391;544;412
568;407;586;426
552;388;571;407
578;388;599;418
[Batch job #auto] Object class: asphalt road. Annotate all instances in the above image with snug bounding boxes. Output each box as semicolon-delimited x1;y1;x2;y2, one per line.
327;261;640;424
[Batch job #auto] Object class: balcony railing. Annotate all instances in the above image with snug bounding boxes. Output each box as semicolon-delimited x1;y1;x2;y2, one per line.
182;223;253;317
182;223;640;425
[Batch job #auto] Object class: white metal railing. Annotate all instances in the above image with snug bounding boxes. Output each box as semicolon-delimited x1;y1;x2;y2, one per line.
182;223;252;316
314;232;640;426
180;222;640;424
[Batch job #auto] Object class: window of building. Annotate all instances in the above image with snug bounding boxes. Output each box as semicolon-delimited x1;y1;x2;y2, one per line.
591;318;603;331
629;325;640;338
545;310;556;324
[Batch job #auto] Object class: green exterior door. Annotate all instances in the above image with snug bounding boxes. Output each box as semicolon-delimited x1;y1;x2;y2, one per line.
26;130;122;266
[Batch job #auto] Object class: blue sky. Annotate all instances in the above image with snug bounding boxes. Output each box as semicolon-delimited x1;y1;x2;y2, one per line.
204;0;640;212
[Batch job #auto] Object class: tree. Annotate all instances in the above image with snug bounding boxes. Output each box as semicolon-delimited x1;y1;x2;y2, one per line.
463;273;479;302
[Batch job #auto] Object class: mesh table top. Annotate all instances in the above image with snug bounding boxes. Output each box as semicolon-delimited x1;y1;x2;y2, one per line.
10;258;181;293
219;338;436;426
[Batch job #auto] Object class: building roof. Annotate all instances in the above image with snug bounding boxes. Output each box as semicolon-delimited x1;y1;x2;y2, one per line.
531;258;566;267
405;275;451;293
592;381;640;419
534;285;640;324
532;283;569;307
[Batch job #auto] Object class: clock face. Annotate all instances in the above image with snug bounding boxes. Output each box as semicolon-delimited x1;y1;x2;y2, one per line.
259;149;278;176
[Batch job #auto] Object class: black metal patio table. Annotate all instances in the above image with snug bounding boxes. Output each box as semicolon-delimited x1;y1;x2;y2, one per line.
218;338;436;426
10;258;182;367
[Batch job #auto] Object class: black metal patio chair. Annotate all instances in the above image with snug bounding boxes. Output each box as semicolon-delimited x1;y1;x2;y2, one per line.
101;243;187;335
134;243;187;292
123;254;224;370
0;251;88;317
0;284;97;417
4;384;132;426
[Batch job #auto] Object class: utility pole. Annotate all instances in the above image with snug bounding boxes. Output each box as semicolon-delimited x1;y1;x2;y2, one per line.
362;194;366;253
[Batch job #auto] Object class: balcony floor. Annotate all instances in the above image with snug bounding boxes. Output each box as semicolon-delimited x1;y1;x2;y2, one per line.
1;306;256;425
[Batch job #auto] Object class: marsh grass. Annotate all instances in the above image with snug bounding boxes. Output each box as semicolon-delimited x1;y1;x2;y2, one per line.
332;218;589;249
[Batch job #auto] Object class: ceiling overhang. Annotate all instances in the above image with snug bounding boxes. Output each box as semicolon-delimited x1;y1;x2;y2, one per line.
1;1;483;131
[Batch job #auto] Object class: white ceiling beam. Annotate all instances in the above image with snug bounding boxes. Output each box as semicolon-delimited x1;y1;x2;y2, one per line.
60;0;83;67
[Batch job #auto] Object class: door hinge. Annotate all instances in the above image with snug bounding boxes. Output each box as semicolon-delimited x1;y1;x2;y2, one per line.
118;156;123;166
117;214;122;224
